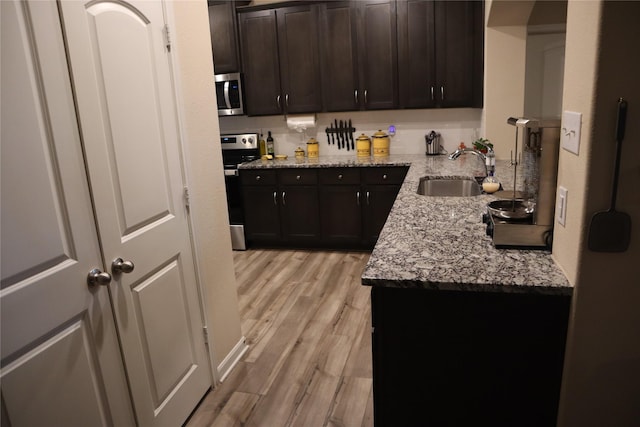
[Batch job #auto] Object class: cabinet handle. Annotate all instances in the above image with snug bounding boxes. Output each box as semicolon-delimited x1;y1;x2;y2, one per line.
366;191;370;205
285;94;289;108
273;191;277;205
354;89;358;105
440;86;444;100
430;86;434;101
356;191;360;206
296;175;301;180
382;174;388;180
256;175;261;181
282;191;286;206
276;95;281;109
364;89;368;105
338;174;343;180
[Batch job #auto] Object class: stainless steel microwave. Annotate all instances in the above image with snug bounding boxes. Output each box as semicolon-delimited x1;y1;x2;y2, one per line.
215;72;244;116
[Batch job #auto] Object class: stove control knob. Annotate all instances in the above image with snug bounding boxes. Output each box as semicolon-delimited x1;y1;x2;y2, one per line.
242;138;247;143
248;137;254;143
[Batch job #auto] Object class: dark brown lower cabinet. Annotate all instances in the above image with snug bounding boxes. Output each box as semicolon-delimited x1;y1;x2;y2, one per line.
241;169;319;245
371;286;571;427
242;166;408;249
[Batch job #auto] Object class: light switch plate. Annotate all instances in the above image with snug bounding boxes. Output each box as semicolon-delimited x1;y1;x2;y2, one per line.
557;186;568;226
561;111;581;155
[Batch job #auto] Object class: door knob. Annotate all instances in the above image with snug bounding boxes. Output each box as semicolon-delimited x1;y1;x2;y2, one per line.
112;258;135;274
87;268;112;287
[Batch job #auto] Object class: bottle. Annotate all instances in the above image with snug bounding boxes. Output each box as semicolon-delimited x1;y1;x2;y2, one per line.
482;172;500;194
266;131;275;156
259;133;266;156
485;148;496;174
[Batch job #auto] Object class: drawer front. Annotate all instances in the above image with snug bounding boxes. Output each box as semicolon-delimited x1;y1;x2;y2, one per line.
278;169;318;185
319;168;360;185
241;169;277;186
362;167;408;185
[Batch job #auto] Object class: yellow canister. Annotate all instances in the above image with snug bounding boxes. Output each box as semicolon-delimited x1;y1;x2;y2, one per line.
295;147;305;159
307;138;319;158
372;130;390;157
356;133;371;157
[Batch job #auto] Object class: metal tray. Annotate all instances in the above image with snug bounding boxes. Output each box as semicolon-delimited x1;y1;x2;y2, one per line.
487;199;534;220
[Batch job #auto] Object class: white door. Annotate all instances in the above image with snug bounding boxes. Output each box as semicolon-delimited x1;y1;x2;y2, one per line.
1;1;135;426
57;1;211;426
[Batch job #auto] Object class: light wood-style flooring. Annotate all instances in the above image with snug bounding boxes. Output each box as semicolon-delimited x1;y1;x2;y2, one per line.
186;249;373;427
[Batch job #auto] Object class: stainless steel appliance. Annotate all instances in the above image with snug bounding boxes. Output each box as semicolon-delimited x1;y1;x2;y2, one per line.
215;72;244;116
221;133;259;250
483;118;561;249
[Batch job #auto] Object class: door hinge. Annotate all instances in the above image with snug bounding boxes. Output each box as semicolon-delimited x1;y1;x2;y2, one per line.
163;24;171;52
203;326;209;345
183;186;190;210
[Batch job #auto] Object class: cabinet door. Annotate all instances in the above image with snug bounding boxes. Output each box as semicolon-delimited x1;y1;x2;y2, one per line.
280;186;321;242
319;186;363;245
434;1;483;108
277;5;322;113
238;9;282;115
243;186;281;242
363;185;401;245
208;1;240;73
319;1;360;112
357;0;398;110
397;0;437;108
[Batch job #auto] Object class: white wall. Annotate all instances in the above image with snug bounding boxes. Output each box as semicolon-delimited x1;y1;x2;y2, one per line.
169;0;245;381
220;109;482;157
556;1;640;425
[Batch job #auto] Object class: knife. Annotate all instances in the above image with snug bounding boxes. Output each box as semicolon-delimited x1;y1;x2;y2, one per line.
348;119;354;150
329;123;335;145
335;119;340;149
325;127;330;145
340;120;346;150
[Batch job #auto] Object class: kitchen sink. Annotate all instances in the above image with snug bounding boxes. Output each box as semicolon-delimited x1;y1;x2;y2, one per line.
417;177;483;197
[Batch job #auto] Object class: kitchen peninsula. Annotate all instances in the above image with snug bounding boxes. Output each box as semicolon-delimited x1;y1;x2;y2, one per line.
359;155;572;426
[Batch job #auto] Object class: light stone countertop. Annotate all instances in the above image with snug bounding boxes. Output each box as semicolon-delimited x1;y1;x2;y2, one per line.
239;154;572;295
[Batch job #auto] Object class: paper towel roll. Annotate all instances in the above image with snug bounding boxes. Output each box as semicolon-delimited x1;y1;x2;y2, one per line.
286;114;316;132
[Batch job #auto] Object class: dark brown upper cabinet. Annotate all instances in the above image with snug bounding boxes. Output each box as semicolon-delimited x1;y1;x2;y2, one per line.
320;0;398;111
238;4;322;116
208;1;242;74
398;0;483;108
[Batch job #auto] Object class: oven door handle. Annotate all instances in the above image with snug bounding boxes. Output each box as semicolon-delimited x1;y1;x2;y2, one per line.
224;169;239;177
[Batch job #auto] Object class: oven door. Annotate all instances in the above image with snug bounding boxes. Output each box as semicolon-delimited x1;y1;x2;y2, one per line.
224;168;246;250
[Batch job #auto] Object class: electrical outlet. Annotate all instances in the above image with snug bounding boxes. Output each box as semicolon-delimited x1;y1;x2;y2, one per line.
557;186;568;226
561;111;581;155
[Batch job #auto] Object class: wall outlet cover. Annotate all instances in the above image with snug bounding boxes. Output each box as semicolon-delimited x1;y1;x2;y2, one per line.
561;111;581;155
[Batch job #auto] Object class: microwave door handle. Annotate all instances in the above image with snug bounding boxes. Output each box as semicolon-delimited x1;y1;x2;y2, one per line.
223;81;231;109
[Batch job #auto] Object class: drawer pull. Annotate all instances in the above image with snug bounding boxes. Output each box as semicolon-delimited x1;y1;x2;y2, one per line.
356;191;360;206
273;191;277;205
338;174;343;180
282;191;286;206
256;175;261;181
367;191;370;205
382;174;388;180
296;175;301;180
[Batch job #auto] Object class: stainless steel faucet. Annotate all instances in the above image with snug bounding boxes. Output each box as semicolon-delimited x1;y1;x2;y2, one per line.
448;147;491;176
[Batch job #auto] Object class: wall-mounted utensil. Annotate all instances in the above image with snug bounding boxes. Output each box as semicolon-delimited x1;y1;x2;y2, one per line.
588;98;631;252
335;119;340;148
349;119;354;150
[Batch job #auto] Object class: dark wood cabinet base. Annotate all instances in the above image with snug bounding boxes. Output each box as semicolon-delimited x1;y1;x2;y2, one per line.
371;286;570;427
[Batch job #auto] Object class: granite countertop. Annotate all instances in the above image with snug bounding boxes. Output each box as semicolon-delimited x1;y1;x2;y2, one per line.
240;154;572;296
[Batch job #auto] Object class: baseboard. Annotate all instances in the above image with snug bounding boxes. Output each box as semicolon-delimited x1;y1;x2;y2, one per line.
216;336;248;383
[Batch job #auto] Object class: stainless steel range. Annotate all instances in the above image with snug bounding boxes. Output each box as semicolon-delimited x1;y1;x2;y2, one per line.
221;133;260;250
